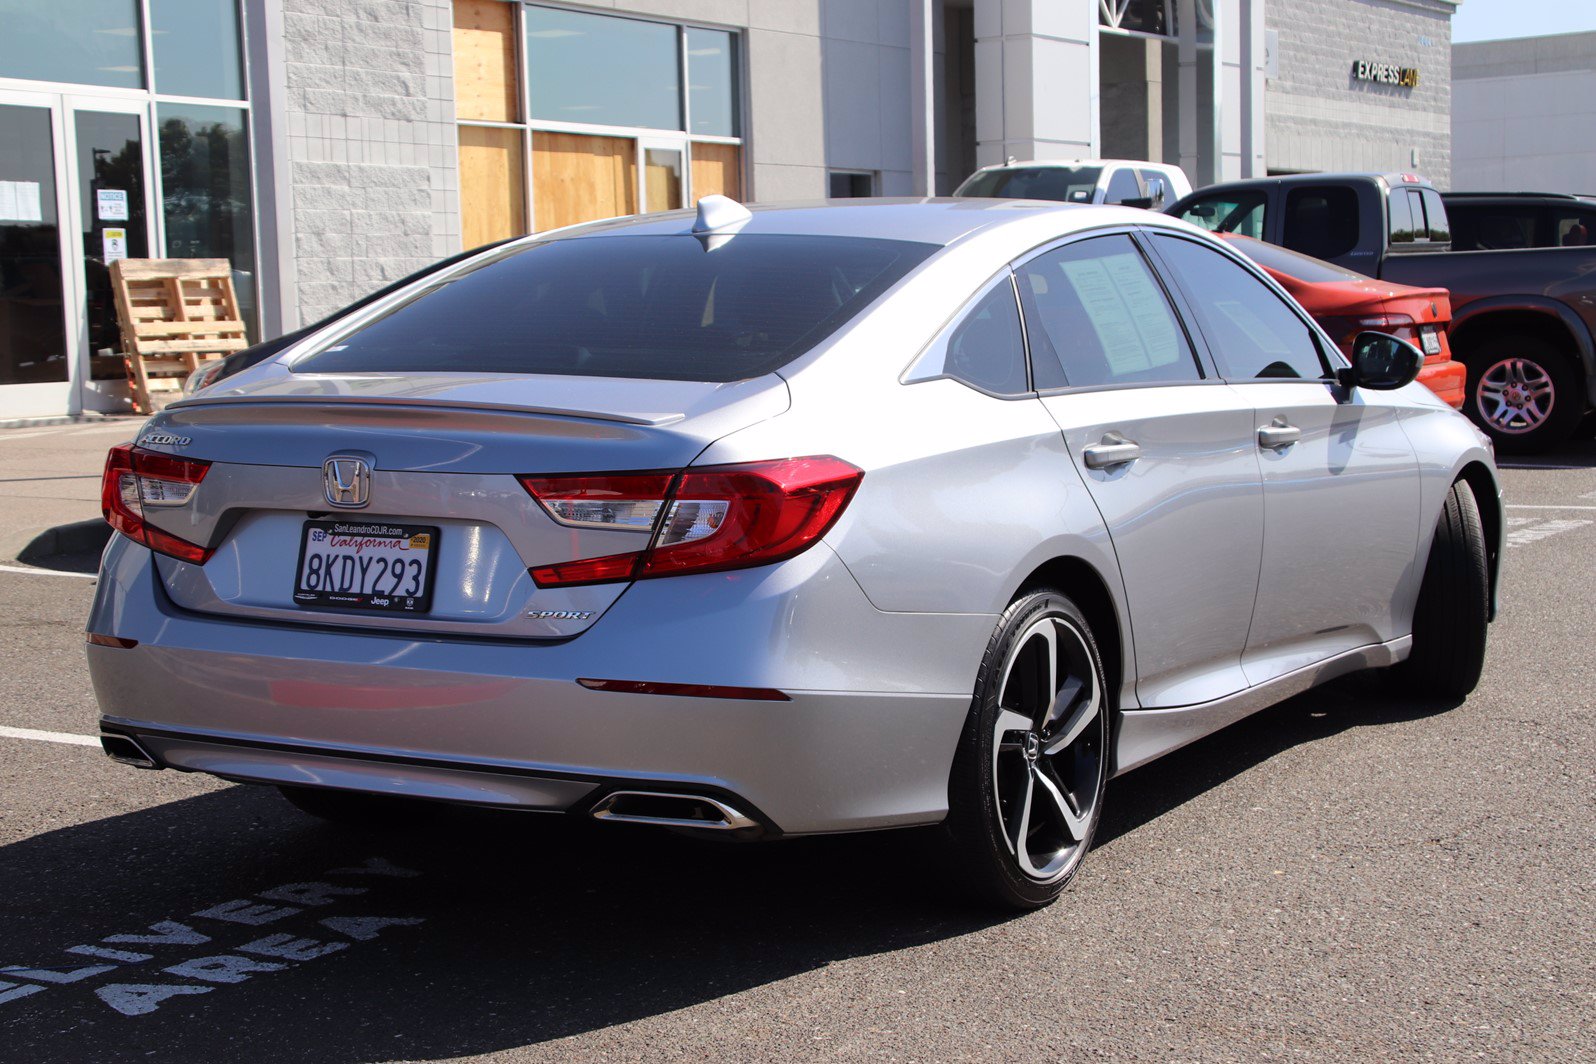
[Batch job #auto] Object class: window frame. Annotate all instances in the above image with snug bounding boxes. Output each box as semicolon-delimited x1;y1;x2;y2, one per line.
1141;228;1347;386
901;268;1034;400
455;2;747;236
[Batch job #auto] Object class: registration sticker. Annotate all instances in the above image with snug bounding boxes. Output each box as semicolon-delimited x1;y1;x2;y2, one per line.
293;520;439;614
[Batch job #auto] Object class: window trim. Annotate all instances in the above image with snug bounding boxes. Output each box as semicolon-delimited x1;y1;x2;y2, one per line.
900;268;1035;400
1141;228;1349;386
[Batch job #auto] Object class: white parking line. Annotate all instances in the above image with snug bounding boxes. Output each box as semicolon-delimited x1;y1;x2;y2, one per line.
1507;519;1593;548
0;564;96;580
0;725;100;747
1505;504;1596;511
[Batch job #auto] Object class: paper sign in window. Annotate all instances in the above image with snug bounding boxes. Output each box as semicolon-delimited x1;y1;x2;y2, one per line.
0;181;44;223
97;189;129;221
102;228;128;263
1060;252;1184;377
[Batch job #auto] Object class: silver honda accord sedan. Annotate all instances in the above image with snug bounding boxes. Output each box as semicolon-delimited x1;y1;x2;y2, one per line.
88;198;1501;908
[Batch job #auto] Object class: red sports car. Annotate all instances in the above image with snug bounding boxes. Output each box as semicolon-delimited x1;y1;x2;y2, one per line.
1220;234;1466;408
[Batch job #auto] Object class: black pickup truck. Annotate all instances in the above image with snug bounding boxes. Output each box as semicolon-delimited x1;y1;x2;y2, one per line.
1167;174;1596;452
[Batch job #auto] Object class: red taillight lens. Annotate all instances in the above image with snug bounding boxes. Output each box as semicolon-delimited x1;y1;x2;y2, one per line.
520;456;863;587
101;444;213;564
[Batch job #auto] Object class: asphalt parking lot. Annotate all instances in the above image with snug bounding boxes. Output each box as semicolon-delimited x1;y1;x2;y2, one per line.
1;428;1592;1062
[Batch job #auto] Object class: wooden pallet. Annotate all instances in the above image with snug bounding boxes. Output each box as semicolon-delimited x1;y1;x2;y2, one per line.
109;258;250;413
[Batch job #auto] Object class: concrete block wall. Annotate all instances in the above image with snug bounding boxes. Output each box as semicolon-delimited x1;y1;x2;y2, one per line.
1453;32;1596;193
1265;0;1456;187
281;0;458;326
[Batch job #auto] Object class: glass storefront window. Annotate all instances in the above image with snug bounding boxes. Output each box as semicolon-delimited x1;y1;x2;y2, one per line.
0;0;144;90
150;0;244;100
74;111;149;378
0;103;68;386
686;28;737;137
158;104;256;336
525;6;681;131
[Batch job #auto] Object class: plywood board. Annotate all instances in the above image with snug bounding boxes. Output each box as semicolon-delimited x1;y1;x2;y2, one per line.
690;142;743;203
459;125;527;249
531;131;637;232
452;0;519;123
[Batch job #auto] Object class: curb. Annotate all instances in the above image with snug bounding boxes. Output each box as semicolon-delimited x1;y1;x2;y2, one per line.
17;520;112;573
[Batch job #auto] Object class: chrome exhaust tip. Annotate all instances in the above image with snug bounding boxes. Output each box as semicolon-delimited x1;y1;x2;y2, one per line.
589;790;757;831
100;733;160;770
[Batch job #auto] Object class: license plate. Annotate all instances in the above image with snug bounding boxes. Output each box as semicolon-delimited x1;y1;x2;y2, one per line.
294;520;438;613
1421;327;1441;355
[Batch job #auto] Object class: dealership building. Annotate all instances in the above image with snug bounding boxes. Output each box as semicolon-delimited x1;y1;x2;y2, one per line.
0;0;1458;421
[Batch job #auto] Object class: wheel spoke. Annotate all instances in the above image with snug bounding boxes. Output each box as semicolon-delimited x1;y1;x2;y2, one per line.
994;707;1032;750
1034;764;1089;842
1008;766;1035;856
1043;681;1099;756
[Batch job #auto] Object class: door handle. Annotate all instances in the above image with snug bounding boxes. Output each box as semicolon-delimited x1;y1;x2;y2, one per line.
1082;433;1143;470
1257;417;1301;451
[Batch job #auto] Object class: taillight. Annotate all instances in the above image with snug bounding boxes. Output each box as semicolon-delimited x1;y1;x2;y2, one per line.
519;456;863;587
101;444;213;564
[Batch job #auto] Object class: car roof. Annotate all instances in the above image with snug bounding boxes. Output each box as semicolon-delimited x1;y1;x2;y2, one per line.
1443;191;1596;203
971;158;1176;172
543;198;1191;249
1179;172;1436;193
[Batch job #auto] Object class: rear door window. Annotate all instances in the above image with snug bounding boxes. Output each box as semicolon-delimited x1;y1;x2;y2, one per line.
1282;186;1360;261
1174;191;1268;239
292;235;937;382
1452;204;1537;250
1016;234;1203;389
1551;206;1596;247
1150;234;1329;382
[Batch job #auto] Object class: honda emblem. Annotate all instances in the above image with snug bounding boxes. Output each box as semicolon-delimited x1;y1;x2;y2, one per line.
323;456;371;508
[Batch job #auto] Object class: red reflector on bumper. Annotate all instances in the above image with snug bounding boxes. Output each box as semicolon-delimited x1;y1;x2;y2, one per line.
576;678;791;702
86;633;138;649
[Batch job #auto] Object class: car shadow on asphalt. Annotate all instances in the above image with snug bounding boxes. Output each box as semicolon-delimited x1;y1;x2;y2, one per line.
0;672;1457;1062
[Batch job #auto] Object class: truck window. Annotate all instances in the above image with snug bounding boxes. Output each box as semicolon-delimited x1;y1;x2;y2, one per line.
1552;207;1596;247
1282;186;1359;261
1418;189;1451;244
1389;189;1416;244
1175;190;1267;238
1452;205;1536;250
1104;168;1142;205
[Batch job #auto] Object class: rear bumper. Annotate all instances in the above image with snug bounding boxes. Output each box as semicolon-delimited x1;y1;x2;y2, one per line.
1418;359;1467;410
86;534;988;835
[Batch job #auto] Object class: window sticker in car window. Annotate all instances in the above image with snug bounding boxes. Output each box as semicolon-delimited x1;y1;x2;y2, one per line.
1059;254;1182;376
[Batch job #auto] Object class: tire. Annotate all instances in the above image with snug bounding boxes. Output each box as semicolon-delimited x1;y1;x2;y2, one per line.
277;785;435;829
1461;334;1584;454
1398;480;1490;699
941;589;1110;910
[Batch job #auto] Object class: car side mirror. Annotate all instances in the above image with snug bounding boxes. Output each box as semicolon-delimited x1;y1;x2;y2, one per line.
1337;331;1423;390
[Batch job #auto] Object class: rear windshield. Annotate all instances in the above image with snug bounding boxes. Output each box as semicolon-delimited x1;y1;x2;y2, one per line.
958;166;1103;203
1227;236;1368;283
292;234;938;382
